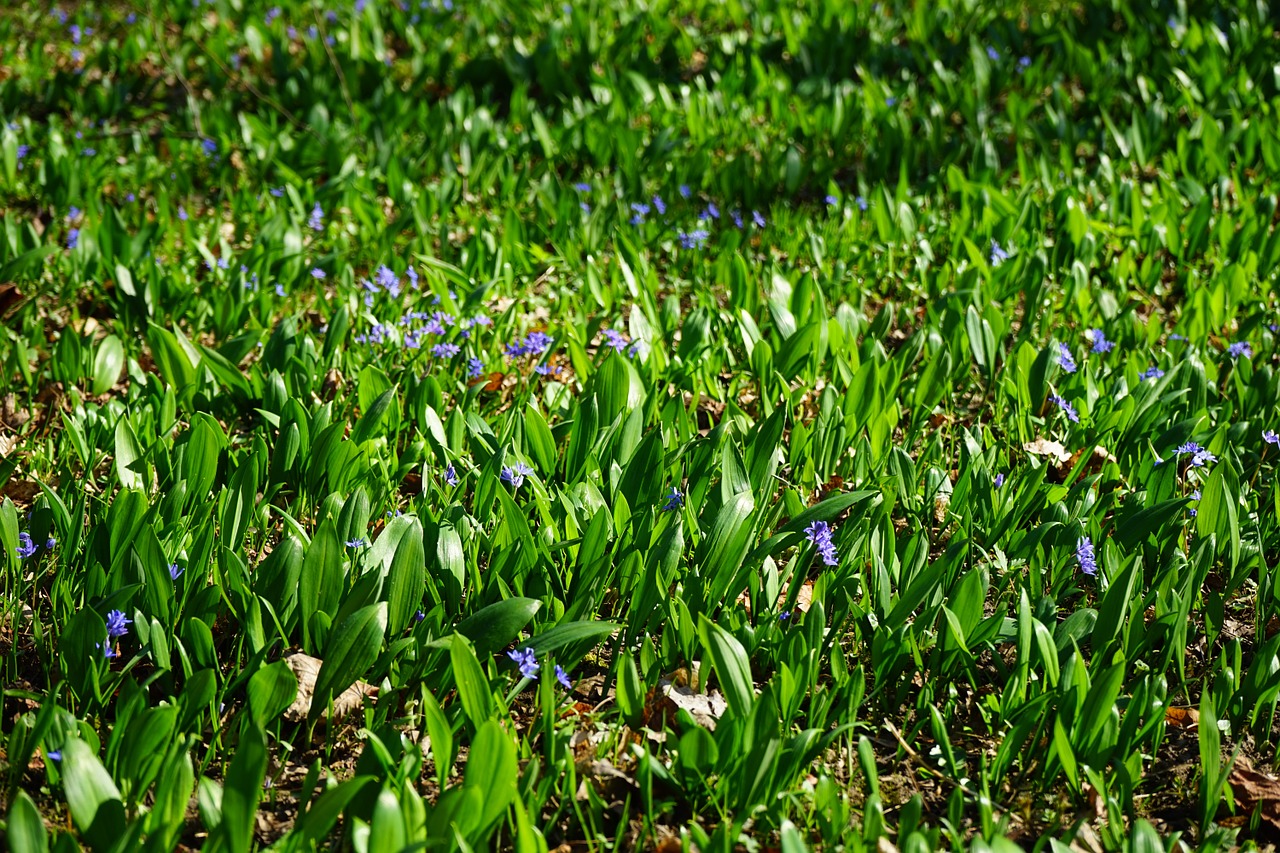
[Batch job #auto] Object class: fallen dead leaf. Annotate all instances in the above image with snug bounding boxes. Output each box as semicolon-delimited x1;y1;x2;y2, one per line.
282;652;377;722
1227;758;1280;830
1023;437;1071;464
1164;706;1199;728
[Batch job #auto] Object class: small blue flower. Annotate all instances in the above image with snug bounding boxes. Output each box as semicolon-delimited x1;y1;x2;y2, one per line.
269;187;284;197
752;210;766;228
1264;430;1279;446
507;647;539;679
1088;329;1114;354
555;664;571;689
169;563;184;580
16;532;37;559
662;487;683;511
994;473;1005;488
1057;344;1077;373
1050;394;1079;423
177;206;188;221
45;537;56;550
66;228;79;249
432;343;460;359
779;610;791;621
46;749;62;761
990;240;1009;265
1189;489;1201;518
345;538;366;548
501;462;534;489
629;202;650;225
201;138;217;157
699;202;720;221
444;463;459;487
652;195;666;215
98;637;116;659
678;184;691;199
572;182;591;192
105;609;131;639
310;268;326;279
1076;536;1097;576
1227;341;1253;359
856;195;868;211
987;46;1000;60
415;609;425;622
308;203;324;231
1018;56;1031;70
1140;366;1164;381
468;357;485;378
804;521;839;566
524;331;553;355
678;229;710;249
825;194;838;206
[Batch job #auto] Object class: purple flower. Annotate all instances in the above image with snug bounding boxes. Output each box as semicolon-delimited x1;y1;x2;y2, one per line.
679;184;692;199
468;358;485;378
375;265;398;290
505;340;528;359
804;521;839;566
555;664;571;689
105;609;131;639
987;46;1000;60
603;329;629;352
201;138;217;157
779;610;791;621
501;462;534;489
1169;333;1186;342
1227;341;1253;359
1189;489;1201;518
507;647;539;679
699;202;720;221
1057;344;1077;373
66;228;79;249
1018;56;1031;70
856;196;868;211
16;532;37;559
98;638;116;659
825;194;838;206
1140;366;1164;381
309;203;324;231
310;268;326;279
662;487;683;511
1175;442;1204;456
415;609;425;622
652;195;666;215
1264;430;1279;446
731;210;744;229
45;537;56;550
265;6;281;24
345;538;366;548
752;210;766;228
81;147;95;156
534;363;562;376
1076;536;1097;576
444;463;459;487
269;187;284;197
432;343;460;359
70;24;82;44
67;206;81;222
1190;450;1216;468
275;284;286;298
524;331;553;355
990;240;1009;265
573;182;591;192
177;206;188;221
678;229;710;249
1089;329;1114;354
629;202;650;225
46;749;62;761
993;473;1005;488
1050;394;1079;423
169;563;184;580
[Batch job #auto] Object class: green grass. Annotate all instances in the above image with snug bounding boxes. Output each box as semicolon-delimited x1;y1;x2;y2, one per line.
2;0;1280;850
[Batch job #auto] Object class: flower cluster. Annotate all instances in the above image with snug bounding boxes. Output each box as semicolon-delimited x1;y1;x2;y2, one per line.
1088;329;1114;354
501;462;534;489
1076;536;1097;576
804;521;839;566
1049;394;1079;423
1174;442;1216;468
1057;344;1077;373
662;487;684;511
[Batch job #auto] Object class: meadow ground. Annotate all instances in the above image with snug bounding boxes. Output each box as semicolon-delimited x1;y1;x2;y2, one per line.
2;1;1280;851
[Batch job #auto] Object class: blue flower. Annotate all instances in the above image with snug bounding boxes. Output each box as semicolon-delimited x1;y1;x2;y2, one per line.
432;343;460;359
1175;442;1204;456
1264;430;1279;446
1227;341;1253;359
1057;344;1077;373
507;647;539;679
66;228;79;249
1018;56;1031;70
1076;536;1097;576
345;538;366;548
804;521;839;566
501;462;534;489
1050;394;1079;423
177;206;188;221
678;184;692;199
699;202;720;221
652;195;666;215
169;563;184;580
105;609;131;639
678;229;710;249
309;203;324;231
731;210;744;229
415;609;426;622
1089;329;1114;354
98;638;116;659
752;210;766;227
629;202;650;225
994;473;1005;488
45;537;56;550
856;195;868;211
201;138;217;157
572;182;591;192
310;268;326;279
1189;489;1201;517
468;357;484;378
825;194;838;206
987;46;1000;60
779;610;791;621
524;331;553;355
555;664;571;689
990;240;1009;265
275;284;287;297
15;532;37;559
662;487;683;511
269;187;284;197
534;363;562;376
1140;366;1164;381
444;463;459;487
46;749;61;761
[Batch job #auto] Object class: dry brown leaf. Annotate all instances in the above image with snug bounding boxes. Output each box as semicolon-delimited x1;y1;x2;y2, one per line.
1164;706;1199;728
660;681;727;729
1023;438;1071;463
282;652;377;722
1227;760;1280;830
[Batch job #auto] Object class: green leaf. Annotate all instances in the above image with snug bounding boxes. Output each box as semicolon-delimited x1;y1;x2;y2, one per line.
452;597;541;657
386;517;426;636
450;633;493;726
113;419;146;491
221;725;268;853
61;739;126;852
310;602;387;722
91;335;124;396
696;616;755;719
464;719;518;834
248;660;299;728
6;790;49;853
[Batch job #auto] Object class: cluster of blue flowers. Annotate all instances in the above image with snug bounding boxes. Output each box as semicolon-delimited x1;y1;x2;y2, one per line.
1076;536;1097;576
506;647;571;688
14;532;55;560
804;521;839;567
501;462;534;489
